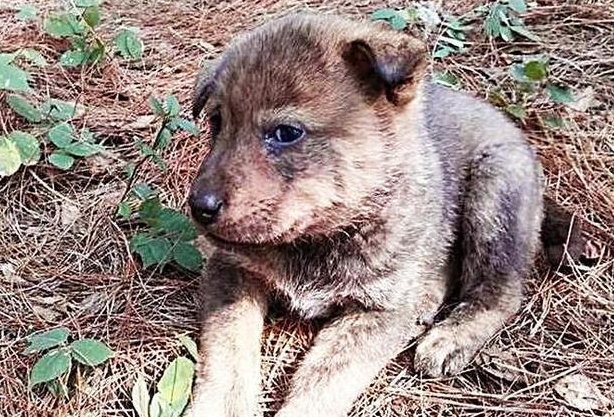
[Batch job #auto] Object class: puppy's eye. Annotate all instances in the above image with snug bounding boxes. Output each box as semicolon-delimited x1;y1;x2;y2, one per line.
265;125;305;146
209;112;222;137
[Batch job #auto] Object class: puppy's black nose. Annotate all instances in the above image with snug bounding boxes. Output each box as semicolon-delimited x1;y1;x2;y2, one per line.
189;192;223;225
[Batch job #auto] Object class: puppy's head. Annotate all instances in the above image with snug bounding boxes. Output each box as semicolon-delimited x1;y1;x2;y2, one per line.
189;13;427;245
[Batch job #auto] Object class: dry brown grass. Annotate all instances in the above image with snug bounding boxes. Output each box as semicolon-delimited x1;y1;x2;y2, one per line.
1;0;613;416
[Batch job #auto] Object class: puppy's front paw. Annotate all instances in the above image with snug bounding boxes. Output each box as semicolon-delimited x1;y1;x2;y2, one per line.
414;326;475;378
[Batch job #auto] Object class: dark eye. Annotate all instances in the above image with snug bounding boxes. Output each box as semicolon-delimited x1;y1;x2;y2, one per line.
265;124;305;146
208;112;222;137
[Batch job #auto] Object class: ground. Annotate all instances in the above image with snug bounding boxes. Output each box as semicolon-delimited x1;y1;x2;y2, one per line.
1;0;613;416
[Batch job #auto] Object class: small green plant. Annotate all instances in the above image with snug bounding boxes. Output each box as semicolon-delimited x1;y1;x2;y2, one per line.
42;0;144;66
484;0;539;42
24;327;113;396
132;335;197;417
47;122;103;170
433;16;472;58
118;94;202;272
4;91;103;171
490;58;574;125
114;28;144;61
372;7;471;59
371;8;415;31
44;0;106;66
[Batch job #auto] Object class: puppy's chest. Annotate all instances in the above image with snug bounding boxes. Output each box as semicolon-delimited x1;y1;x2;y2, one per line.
262;241;404;319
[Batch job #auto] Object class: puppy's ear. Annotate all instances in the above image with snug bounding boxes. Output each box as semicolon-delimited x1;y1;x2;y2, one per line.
342;32;427;105
192;56;227;118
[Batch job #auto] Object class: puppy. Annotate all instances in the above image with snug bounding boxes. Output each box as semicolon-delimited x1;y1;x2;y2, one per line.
186;12;546;417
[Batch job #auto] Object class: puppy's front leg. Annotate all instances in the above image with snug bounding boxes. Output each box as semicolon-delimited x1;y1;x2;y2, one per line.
276;293;441;417
188;253;267;417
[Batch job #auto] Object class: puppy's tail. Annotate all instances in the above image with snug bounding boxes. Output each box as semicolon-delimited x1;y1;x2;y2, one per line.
541;195;586;268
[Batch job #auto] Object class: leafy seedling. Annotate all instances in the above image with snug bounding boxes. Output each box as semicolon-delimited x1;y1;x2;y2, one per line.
433;16;472;58
119;94;201;272
484;0;539;42
23;327;112;396
115;28;144;60
47;122;103;170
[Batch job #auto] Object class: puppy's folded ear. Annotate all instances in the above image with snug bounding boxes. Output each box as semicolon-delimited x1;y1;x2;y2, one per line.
342;32;427;105
192;56;227;118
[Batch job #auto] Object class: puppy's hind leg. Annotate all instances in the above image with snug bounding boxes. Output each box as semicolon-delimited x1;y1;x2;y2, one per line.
415;142;543;378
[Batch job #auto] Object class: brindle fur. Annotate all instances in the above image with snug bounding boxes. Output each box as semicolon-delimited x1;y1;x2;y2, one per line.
186;13;549;417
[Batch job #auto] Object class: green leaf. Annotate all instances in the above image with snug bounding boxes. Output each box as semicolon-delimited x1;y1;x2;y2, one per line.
439;35;464;49
132;183;155;200
0;61;32;92
371;9;397;21
87;43;105;64
177;334;198;362
18;49;47;66
24;327;70;354
509;25;540;41
546;83;574;104
505;104;527;120
165;94;180;117
0;52;17;66
433;47;452;59
29;348;71;387
499;26;514;42
70;339;113;366
44;13;84;38
9;131;40;166
510;63;529;82
156;208;197;240
63;141;103;157
114;28;144;61
149;95;166;116
124;162;136;179
48;122;74;148
157;356;194;415
156;128;172;150
173;242;202;272
485;5;503;38
75;0;101;7
390;14;407;31
118;201;132;219
132;376;151;417
60;49;89;67
168;118;199;136
7;94;42;122
83;6;101;27
16;4;37;21
130;234;172;269
49;151;75;170
149;393;174;417
432;71;459;89
523;60;548;81
507;0;527;13
544;113;566;130
0;136;22;177
40;99;82;121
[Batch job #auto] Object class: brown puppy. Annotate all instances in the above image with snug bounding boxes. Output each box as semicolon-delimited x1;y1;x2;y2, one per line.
186;12;544;417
